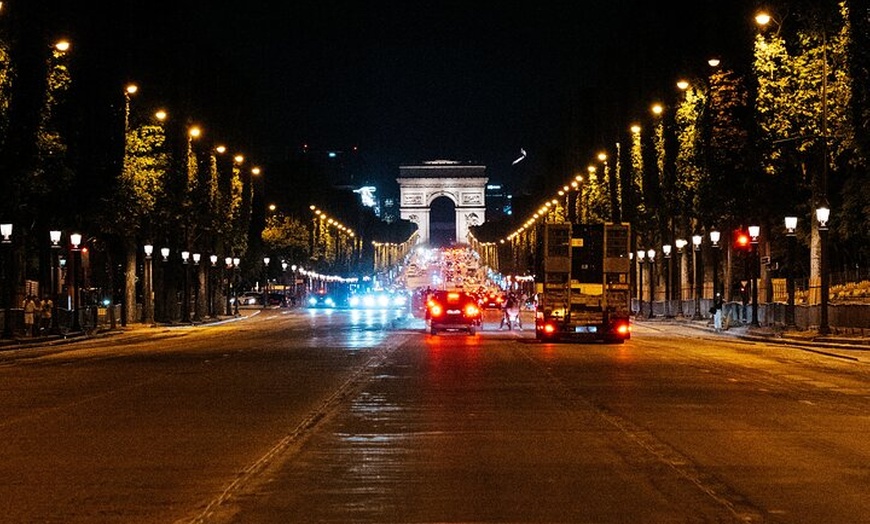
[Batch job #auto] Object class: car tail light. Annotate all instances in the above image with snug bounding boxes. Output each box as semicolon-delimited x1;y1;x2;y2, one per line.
429;303;444;317
464;304;479;317
543;323;556;334
616;322;631;336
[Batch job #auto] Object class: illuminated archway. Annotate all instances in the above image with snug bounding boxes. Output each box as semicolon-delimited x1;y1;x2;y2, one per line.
397;161;487;245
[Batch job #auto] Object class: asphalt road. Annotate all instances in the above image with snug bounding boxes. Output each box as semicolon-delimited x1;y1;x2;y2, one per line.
0;308;868;523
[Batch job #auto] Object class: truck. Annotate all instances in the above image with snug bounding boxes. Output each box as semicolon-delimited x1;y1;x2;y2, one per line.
534;222;632;343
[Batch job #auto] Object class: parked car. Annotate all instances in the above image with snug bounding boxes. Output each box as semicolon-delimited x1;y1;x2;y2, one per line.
427;290;481;335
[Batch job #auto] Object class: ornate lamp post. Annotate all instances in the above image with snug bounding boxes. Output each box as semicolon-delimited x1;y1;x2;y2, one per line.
50;230;62;329
70;233;83;332
647;248;656;318
709;229;720;298
232;257;241;316
748;225;761;327
816;206;831;335
192;253;202;321
159;247;170;322
2;223;13;338
224;257;234;316
785;216;798;329
675;238;687;316
636;249;646;317
692;235;703;320
262;256;270;308
209;255;218;317
181;250;191;323
143;244;154;326
291;264;298;306
662;244;672;317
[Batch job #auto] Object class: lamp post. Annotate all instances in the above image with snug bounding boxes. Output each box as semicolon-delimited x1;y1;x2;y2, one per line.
647;248;656;318
785;216;798;329
692;235;703;320
709;229;720;298
816;206;831;335
209;254;218;317
636;249;645;317
2;223;13;338
181;250;191;323
748;225;760;327
675;238;687;316
262;256;270;308
159;247;169;322
70;233;83;332
291;264;298;306
224;257;233;316
143;244;154;326
233;257;241;316
50;230;62;329
662;244;672;317
192;253;202;322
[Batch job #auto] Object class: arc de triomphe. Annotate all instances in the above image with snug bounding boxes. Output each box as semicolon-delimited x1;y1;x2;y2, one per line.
397;161;488;245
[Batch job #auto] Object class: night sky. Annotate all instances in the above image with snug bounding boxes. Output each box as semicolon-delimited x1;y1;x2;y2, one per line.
62;1;755;196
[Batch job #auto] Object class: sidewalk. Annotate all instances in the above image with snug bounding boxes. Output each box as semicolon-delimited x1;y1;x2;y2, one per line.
639;314;870;353
0;313;253;352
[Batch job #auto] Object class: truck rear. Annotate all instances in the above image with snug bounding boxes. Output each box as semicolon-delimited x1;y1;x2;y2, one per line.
534;222;632;343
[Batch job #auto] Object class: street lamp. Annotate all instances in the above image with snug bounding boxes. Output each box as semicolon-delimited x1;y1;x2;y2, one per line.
262;256;270;308
636;249;645;317
662;244;672;317
785;216;798;329
143;244;154;326
209;255;218;317
232;257;241;316
816;206;831;335
224;257;233;316
675;238;688;316
1;223;12;338
692;235;703;320
181;250;191;323
49;230;62;329
70;233;83;332
709;229;721;299
647;248;656;318
748;225;761;327
291;264;298;306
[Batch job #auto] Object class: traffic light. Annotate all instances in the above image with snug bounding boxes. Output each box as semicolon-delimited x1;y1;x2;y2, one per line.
734;229;750;250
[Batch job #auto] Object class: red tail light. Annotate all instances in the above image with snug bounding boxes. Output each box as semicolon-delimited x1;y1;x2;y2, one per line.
543;324;556;334
429;304;444;317
617;323;630;335
464;304;480;317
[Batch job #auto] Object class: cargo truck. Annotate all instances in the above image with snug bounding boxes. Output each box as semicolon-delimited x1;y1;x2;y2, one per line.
534;222;632;342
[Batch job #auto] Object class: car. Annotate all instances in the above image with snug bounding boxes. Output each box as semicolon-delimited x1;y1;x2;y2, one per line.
426;290;481;335
307;291;337;308
480;290;505;310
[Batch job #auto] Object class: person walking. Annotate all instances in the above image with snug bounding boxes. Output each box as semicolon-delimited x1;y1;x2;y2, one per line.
23;295;37;337
712;293;724;333
39;295;53;335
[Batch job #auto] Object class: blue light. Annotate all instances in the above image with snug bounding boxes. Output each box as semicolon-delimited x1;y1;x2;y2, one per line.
328;151;337;158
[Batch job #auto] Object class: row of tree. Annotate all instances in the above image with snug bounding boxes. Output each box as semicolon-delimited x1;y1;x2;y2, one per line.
481;0;868;291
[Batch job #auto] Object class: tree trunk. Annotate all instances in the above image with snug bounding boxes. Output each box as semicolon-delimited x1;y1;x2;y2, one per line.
125;240;138;324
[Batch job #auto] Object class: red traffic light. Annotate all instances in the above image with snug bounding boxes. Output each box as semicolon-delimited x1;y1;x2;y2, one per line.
734;230;750;249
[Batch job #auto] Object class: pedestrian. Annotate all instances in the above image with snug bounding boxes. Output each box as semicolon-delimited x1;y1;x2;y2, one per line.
712;293;724;333
23;295;37;337
40;295;53;335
